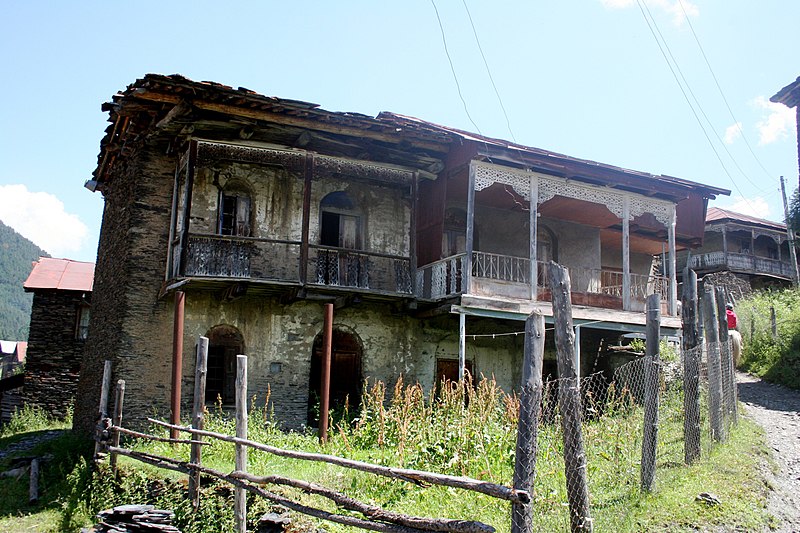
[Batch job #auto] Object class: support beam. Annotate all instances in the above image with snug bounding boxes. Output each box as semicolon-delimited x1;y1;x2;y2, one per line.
465;163;476;295
319;303;334;444
170;291;185;439
458;312;466;381
529;175;538;301
668;205;677;316
622;197;631;311
300;154;313;285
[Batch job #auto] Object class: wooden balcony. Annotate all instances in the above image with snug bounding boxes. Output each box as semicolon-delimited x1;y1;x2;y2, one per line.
689;251;795;279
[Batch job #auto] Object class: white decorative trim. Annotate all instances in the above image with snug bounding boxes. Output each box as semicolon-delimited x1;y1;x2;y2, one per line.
471;161;674;226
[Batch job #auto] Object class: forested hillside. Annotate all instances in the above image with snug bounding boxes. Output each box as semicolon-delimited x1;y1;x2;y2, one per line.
0;220;48;340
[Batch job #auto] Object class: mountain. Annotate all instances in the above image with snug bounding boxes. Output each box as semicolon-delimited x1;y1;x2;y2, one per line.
0;220;49;340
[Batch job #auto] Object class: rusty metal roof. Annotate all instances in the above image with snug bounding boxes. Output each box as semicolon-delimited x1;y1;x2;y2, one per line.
23;257;95;292
706;207;787;231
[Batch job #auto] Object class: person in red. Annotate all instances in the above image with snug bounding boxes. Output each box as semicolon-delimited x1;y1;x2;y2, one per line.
726;303;738;330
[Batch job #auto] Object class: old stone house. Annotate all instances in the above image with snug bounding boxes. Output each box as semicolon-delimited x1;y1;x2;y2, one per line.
23;257;94;419
0;340;26;422
74;74;728;433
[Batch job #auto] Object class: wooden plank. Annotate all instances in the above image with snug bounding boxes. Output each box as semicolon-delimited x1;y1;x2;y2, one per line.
110;380;126;473
681;268;701;464
702;287;724;442
547;262;593;532
189;336;209;509
94;360;113;459
641;293;661;492
512;312;545;533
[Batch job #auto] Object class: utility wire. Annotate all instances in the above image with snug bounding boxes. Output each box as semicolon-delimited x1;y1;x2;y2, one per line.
430;0;485;138
639;0;766;197
462;0;517;143
677;0;776;181
634;0;757;213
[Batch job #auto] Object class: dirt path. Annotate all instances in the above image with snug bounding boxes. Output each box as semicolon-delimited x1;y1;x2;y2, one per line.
737;372;800;532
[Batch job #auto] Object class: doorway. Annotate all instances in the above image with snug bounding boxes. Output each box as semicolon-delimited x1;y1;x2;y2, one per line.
206;324;245;405
307;328;363;425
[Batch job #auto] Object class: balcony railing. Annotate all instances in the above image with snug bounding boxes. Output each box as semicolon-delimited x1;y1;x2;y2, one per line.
416;254;467;299
472;251;530;283
308;245;413;295
689;251;795;279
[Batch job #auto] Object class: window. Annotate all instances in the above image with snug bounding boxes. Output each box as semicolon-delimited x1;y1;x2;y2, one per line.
218;189;252;237
442;208;467;257
76;304;90;341
320;192;361;249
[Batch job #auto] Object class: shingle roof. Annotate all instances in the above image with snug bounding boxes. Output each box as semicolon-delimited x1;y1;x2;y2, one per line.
23;257;95;292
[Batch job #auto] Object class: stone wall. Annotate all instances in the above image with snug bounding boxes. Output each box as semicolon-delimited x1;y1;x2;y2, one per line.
24;290;90;419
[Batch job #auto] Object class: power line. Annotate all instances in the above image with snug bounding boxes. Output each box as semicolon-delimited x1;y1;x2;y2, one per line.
461;0;517;143
677;0;776;182
634;0;758;214
430;0;485;138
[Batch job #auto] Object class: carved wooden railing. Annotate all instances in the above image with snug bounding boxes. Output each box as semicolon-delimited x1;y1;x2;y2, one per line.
689;251;794;279
416;254;467;299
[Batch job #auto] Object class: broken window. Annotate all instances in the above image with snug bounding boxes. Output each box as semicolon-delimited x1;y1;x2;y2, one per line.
218;188;252;237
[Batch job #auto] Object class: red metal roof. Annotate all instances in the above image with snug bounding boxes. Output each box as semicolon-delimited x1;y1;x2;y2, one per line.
706;207;786;231
23;257;95;292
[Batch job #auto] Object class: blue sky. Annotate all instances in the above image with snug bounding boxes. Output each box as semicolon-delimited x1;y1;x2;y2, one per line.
1;1;798;262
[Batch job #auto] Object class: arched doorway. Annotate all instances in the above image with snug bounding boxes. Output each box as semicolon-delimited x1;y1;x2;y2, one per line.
206;324;245;405
307;328;363;425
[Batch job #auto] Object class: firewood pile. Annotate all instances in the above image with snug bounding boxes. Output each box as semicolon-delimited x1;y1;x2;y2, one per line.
83;505;180;533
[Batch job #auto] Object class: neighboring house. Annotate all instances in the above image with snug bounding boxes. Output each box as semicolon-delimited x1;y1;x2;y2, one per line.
771;76;800;178
74;74;727;433
23;257;94;419
0;340;26;422
678;207;796;295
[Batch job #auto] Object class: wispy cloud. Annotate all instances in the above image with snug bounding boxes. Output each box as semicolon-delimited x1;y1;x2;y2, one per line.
753;95;795;145
723;122;742;145
719;196;771;219
0;184;88;258
600;0;699;26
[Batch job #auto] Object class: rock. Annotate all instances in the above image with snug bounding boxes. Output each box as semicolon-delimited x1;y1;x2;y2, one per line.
695;492;721;505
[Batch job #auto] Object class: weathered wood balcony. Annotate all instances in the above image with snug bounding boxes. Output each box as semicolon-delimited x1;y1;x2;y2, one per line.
689;251;795;279
180;234;413;296
416;251;669;312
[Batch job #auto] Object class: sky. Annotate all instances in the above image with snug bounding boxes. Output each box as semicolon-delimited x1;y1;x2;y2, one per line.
0;1;798;263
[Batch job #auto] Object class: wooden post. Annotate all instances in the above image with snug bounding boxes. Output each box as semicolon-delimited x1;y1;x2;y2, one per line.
170;290;185;440
681;268;701;464
641;294;661;492
458;313;466;381
512;312;545;533
529;175;538;301
771;306;778;339
548;262;593;532
319;303;334;444
94;360;113;458
715;287;734;430
622;197;631;311
702;287;724;442
235;355;248;533
300;154;313;285
667;206;677;316
189;336;209;509
110;379;126;473
29;458;39;504
780;176;800;285
465;162;476;295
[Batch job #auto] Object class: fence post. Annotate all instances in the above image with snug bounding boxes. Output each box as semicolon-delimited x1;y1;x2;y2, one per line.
702;287;724;442
681;268;701;464
235;355;248;533
714;287;735;430
110;379;126;474
548;262;593;532
512;311;545;533
770;306;777;340
94;360;113;459
189;336;209;509
641;294;661;492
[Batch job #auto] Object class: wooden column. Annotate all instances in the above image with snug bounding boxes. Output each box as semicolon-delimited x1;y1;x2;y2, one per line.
668;205;677;316
622;197;631;311
235;355;248;533
512;312;545;533
722;226;728;258
781;176;800;285
529;175;538;301
319;303;334;443
178;140;197;275
465;163;476;295
458;312;466;381
681;268;701;464
300;154;313;285
410;172;418;293
170;290;185;439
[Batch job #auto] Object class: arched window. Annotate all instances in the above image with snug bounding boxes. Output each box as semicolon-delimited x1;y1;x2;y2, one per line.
206;324;245;404
218;182;252;237
320;191;361;249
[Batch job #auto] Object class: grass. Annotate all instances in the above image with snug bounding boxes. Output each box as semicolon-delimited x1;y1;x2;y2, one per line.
737;287;800;389
0;375;774;532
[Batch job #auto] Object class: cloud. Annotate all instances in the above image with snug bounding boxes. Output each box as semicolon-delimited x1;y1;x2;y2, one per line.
600;0;699;25
0;184;88;257
753;95;796;145
723;122;742;145
719;196;771;219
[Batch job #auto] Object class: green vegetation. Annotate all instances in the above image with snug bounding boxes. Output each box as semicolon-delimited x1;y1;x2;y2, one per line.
737;287;800;389
0;219;48;340
0;377;772;532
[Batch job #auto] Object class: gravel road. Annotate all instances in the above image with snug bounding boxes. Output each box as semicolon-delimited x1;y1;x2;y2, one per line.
737;372;800;532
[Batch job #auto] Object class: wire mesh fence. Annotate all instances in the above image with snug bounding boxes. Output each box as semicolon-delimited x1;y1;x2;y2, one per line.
511;338;733;531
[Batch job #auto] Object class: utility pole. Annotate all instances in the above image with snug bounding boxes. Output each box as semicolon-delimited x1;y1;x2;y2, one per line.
780;176;800;286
